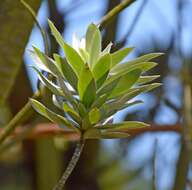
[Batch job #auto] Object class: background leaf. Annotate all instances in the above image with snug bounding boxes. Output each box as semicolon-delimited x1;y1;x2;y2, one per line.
0;0;41;116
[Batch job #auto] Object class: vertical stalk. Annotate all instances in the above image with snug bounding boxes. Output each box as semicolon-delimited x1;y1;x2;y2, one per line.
53;140;85;190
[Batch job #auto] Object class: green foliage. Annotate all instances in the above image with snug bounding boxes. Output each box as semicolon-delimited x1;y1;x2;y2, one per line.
30;21;162;140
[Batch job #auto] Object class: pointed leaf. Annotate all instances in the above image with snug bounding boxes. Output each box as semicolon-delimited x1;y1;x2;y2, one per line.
78;48;89;63
102;42;113;54
89;107;100;124
86;23;98;52
48;19;65;51
137;75;160;85
30;99;79;132
33;47;61;77
92;53;111;88
49;20;85;77
62;42;85;77
98;121;149;131
91;94;108;108
86;24;101;68
111;47;134;68
63;102;81;124
97;76;120;96
32;66;63;96
109;69;142;98
100;131;130;139
78;65;96;107
111;52;163;75
52;95;64;110
53;54;78;90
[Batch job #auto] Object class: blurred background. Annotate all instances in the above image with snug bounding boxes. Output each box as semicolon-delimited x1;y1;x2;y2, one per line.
0;0;191;189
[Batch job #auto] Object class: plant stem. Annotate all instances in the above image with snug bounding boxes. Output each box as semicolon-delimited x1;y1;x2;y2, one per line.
0;91;41;144
99;0;136;29
53;140;85;190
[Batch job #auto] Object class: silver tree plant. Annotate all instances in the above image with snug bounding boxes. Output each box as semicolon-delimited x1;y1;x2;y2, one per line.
30;21;162;190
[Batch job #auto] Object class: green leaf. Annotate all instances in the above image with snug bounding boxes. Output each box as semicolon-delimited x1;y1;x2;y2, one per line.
83;128;101;139
78;65;96;107
63;102;81;124
128;83;162;94
92;53;111;88
33;47;61;77
77;102;87;117
57;76;78;109
111;47;134;68
86;24;101;68
53;54;78;90
48;19;65;51
110;61;158;77
78;48;89;63
111;52;163;75
62;42;85;77
137;75;160;85
97;80;120;97
30;99;79;132
100;131;130;139
102;42;113;54
52;95;63;110
91;94;108;108
109;69;142;98
49;20;85;77
30;50;51;73
100;100;143;120
97;77;120;96
98;121;149;131
86;23;97;52
89;107;100;124
32;66;63;96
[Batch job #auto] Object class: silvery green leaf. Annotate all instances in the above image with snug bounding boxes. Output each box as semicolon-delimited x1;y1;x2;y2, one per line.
102;42;113;54
127;83;162;94
30;99;79;132
110;61;158;78
111;47;134;68
109;69;142;98
57;76;78;110
97;76;120;96
97;121;149;130
32;66;63;96
53;54;78;91
137;75;160;85
52;95;63;110
111;52;163;75
33;46;61;77
63;102;81;124
103;100;143;119
30;50;51;73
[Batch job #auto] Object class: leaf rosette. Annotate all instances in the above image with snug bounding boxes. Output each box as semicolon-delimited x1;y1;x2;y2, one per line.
30;21;162;140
